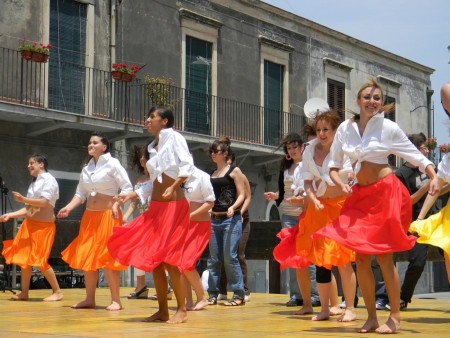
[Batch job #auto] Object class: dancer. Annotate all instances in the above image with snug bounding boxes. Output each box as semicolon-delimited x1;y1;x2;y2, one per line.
317;79;439;334
122;145;152;299
207;137;246;306
295;111;356;322
266;132;319;309
108;107;194;324
57;131;133;311
1;154;63;302
182;165;215;310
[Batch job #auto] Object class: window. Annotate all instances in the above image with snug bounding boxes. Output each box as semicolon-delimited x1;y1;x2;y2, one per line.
384;95;397;167
264;60;284;146
48;0;87;114
327;79;345;122
185;36;212;135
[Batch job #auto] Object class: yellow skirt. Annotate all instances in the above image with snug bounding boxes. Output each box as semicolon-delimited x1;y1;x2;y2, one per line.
62;209;127;271
296;196;355;269
2;218;55;270
410;204;450;256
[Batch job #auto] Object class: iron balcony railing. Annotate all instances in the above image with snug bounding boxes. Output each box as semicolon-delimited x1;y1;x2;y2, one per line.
0;47;306;146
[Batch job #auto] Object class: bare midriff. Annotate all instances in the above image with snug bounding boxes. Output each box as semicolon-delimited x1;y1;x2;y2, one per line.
190;201;211;222
321;184;345;199
86;192;116;211
152;173;185;202
356;161;393;186
26;203;55;222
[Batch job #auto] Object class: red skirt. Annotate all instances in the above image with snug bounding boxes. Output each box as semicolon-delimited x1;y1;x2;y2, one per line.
317;174;416;255
273;212;311;269
61;209;126;271
181;220;211;271
2;218;55;270
107;199;191;273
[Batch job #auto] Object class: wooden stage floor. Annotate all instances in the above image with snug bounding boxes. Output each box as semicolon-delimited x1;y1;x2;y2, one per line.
0;288;449;337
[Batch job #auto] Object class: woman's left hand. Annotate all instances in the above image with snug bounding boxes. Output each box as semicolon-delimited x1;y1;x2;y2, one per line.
428;177;441;196
226;206;235;217
162;186;175;200
12;191;25;203
112;203;120;219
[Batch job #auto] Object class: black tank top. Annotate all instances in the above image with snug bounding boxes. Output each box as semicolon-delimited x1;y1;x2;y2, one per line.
211;166;238;212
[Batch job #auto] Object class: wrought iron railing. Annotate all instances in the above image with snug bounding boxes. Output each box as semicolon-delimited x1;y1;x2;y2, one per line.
0;47;306;147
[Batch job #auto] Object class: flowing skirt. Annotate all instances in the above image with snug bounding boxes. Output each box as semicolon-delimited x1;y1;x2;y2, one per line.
107;199;191;273
273;212;311;269
61;209;126;271
410;204;450;256
317;174;416;255
296;196;355;269
182;220;211;271
2;218;55;270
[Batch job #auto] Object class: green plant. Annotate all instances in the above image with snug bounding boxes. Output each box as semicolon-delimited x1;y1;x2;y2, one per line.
144;75;178;108
19;37;51;55
425;137;437;151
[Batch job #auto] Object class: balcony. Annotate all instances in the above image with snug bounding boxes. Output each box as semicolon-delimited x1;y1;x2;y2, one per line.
0;47;305;149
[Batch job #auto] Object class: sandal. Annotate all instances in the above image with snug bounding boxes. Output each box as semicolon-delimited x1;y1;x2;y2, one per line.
224;297;245;306
207;296;217;305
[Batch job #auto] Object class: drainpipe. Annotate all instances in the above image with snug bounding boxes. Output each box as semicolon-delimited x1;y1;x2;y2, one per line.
426;87;434;138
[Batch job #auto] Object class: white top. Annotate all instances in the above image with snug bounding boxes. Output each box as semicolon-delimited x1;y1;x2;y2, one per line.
329;113;433;174
184;167;215;203
75;152;133;203
301;137;353;197
27;172;59;207
291;163;305;196
437;153;450;183
134;180;153;206
146;128;194;183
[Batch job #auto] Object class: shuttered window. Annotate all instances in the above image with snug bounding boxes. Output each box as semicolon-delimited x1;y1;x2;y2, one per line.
55;178;85;220
384;96;397;167
185;36;212;135
327;79;345;122
48;0;87;114
264;60;283;146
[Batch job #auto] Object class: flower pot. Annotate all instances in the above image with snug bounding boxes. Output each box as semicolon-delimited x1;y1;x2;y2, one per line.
112;71;134;83
21;50;32;60
31;52;49;63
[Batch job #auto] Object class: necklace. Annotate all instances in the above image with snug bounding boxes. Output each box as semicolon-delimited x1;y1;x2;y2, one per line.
214;164;230;178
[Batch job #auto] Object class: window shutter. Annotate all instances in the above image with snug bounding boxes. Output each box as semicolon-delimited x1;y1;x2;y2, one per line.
327;79;345;122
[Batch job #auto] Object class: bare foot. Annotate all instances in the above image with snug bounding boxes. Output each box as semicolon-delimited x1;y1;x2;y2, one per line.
312;310;330;321
329;305;343;316
143;310;170;322
375;317;400;334
293;306;313;315
192;299;209;311
337;307;357;322
43;291;63;301
106;301;122;311
167;309;188;324
71;299;96;309
358;318;379;333
10;292;29;301
186;301;195;311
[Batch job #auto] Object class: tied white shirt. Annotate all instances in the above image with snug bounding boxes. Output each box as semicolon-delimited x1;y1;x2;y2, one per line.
28;172;59;207
184;167;215;203
437;153;450;183
329;113;433;174
146;128;194;183
75;152;133;202
134;180;153;206
291;163;305;196
301;138;353;197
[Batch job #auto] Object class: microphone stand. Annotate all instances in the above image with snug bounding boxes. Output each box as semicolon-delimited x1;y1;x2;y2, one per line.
0;177;16;294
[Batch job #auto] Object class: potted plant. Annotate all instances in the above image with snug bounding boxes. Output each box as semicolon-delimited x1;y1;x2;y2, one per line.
19;37;51;63
111;63;139;82
425;137;437;151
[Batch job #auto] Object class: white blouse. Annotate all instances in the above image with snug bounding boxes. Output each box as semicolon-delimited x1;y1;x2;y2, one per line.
301;138;353;197
184;167;215;203
437;153;450;183
134;180;153;207
146;128;194;183
75;153;133;202
291;163;305;196
28;172;59;207
330;113;433;174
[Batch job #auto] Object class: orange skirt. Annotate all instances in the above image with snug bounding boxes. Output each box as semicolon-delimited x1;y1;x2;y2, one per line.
181;220;211;271
296;196;355;269
2;218;55;270
273;212;311;269
61;209;126;271
108;199;191;273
